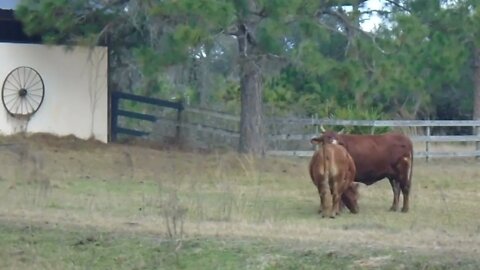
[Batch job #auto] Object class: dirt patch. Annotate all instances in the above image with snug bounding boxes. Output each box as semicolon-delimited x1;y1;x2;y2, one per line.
0;133;107;151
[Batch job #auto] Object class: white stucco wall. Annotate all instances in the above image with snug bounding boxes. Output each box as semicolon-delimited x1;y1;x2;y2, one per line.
0;43;108;142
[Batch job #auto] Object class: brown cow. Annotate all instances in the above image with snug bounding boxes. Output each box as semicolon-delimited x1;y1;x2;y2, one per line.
309;139;359;218
317;129;413;212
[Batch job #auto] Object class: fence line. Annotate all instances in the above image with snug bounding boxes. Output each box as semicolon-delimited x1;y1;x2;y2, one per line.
267;118;480;159
270;134;480;143
268;150;480;159
271;118;480;127
181;110;480;159
110;99;480;159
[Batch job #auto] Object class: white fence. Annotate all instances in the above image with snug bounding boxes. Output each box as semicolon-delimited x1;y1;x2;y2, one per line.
153;107;480;159
268;119;480;159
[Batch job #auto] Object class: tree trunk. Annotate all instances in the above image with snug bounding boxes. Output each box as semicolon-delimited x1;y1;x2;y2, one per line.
237;25;265;156
473;47;480;121
473;47;480;155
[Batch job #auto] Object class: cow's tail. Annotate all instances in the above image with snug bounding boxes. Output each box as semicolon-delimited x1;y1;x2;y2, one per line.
322;140;328;181
408;146;413;187
322;141;331;210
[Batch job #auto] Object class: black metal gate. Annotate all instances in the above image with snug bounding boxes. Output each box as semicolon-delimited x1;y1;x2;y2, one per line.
110;91;184;142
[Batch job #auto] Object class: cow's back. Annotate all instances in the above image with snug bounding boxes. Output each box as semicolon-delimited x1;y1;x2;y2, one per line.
339;133;412;184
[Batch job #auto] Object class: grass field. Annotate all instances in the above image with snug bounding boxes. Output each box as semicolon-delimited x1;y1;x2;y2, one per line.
0;134;479;269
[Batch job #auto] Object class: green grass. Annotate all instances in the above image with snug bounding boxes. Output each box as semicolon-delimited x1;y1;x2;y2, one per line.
0;221;478;270
0;136;479;269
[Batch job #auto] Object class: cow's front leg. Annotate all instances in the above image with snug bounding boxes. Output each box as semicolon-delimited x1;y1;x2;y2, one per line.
389;178;400;211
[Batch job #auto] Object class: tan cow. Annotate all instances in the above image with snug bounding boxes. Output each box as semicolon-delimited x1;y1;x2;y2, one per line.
309;138;358;218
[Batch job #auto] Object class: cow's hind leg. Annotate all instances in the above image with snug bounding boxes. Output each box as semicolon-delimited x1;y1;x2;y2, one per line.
395;155;412;213
330;179;340;218
388;178;400;212
318;181;330;217
400;180;410;213
399;158;412;212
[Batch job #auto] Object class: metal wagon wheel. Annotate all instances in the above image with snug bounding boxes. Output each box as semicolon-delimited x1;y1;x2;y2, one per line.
2;66;45;117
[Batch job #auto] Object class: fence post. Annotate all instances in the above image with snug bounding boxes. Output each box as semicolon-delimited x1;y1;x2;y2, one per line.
476;125;480;159
111;92;119;142
313;114;319;151
175;102;183;143
425;125;431;162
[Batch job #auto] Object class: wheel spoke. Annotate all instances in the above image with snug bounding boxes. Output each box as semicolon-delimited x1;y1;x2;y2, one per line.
10;71;22;89
14;69;25;90
10;96;20;114
24;98;29;114
25;96;35;113
23;68;34;89
5;80;20;90
19;68;29;91
28;87;44;92
16;97;23;115
26;94;40;104
27;88;43;95
26;78;42;90
23;98;30;115
21;67;26;88
19;97;26;115
26;95;41;109
17;68;24;90
4;96;18;105
19;98;24;115
28;93;44;98
3;92;19;97
3;87;19;92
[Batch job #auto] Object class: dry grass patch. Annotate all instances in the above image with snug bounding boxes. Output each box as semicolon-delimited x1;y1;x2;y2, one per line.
0;134;479;268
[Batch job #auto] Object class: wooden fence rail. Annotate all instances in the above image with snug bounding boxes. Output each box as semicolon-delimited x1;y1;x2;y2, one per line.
267;119;480;159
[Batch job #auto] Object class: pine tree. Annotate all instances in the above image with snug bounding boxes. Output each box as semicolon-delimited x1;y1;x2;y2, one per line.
17;0;368;155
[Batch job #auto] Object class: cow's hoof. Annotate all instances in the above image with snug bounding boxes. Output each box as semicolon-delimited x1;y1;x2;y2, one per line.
401;208;409;213
389;207;398;212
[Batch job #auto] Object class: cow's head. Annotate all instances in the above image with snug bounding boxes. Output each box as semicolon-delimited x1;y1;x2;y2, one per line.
311;127;344;146
341;183;360;214
320;130;341;145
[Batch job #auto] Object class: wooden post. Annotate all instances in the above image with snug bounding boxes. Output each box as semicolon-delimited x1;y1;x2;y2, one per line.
476;125;480;159
426;125;431;162
175;102;183;144
314;114;319;151
111;92;119;142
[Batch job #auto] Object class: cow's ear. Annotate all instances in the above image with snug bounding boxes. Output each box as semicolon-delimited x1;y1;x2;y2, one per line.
310;137;322;145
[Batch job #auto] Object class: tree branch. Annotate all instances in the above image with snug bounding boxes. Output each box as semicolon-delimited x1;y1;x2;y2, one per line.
318;8;391;54
384;0;411;13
